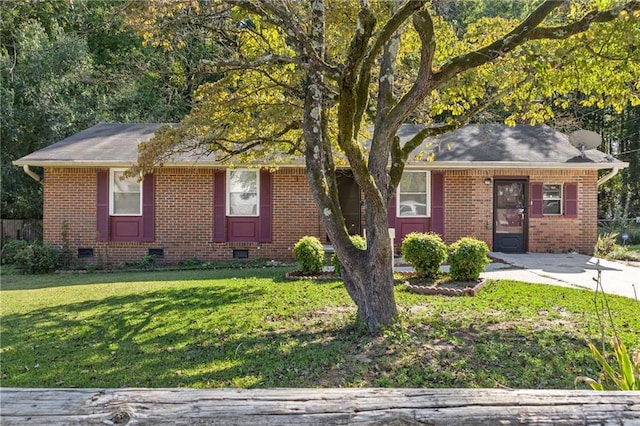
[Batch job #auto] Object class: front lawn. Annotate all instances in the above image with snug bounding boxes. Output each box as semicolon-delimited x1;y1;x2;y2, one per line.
1;267;638;389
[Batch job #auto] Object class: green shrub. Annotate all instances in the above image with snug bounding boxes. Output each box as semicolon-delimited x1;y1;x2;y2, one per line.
331;235;366;276
401;232;447;278
13;243;62;274
607;245;640;262
293;236;325;274
1;240;30;265
595;232;619;257
141;255;157;269
447;237;490;281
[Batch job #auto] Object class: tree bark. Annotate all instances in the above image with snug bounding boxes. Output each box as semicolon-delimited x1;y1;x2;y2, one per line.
339;207;397;333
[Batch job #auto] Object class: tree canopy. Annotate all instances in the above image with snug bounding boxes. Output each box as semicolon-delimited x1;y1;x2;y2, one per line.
132;1;639;166
0;0;216;218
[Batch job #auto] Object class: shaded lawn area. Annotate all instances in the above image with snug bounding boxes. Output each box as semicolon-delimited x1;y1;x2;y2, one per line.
1;266;638;389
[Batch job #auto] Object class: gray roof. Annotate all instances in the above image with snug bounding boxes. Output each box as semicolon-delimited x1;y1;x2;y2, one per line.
14;122;626;170
400;123;623;168
14;123;168;167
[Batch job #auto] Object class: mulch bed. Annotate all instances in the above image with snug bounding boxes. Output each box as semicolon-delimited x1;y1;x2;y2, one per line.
402;274;486;296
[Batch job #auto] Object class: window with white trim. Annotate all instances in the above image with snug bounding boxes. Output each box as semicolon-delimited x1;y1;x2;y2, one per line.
227;169;259;216
543;184;562;215
398;170;431;217
110;169;142;216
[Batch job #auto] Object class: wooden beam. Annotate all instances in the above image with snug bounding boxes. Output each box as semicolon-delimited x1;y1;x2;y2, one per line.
1;387;638;425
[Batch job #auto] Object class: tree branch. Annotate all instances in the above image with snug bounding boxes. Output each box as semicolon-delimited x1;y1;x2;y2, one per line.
336;6;375;170
388;84;520;188
353;1;427;133
380;10;437;147
231;0;340;78
434;0;640;88
201;53;299;69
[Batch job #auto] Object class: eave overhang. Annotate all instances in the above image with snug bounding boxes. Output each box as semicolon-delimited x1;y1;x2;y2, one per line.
13;159;629;171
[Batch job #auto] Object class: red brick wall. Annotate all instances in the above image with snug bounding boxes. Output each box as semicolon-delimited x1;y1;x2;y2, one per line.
43;167;324;265
441;169;598;254
43;168;97;249
42;166;598;265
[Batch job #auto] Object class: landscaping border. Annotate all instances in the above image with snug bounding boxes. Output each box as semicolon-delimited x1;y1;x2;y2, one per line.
2;387;637;425
404;279;486;296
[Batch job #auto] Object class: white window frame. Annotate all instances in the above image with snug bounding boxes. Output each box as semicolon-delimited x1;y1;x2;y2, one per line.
226;168;260;217
109;168;142;216
397;170;431;218
542;183;563;216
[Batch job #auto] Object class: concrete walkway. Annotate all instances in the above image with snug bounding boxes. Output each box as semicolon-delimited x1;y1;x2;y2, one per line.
394;252;639;299
483;252;639;300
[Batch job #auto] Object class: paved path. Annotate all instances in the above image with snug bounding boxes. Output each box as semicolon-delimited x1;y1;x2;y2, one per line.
394;252;639;299
484;252;639;300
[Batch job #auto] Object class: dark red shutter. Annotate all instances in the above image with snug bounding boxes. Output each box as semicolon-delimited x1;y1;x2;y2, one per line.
387;194;397;228
530;183;543;218
431;172;444;236
96;170;109;241
142;173;155;242
564;182;578;218
259;170;272;242
213;170;226;242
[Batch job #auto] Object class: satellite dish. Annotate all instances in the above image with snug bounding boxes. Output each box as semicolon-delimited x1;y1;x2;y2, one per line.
569;129;602;150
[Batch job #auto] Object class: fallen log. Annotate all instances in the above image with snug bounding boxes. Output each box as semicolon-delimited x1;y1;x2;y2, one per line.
1;387;638;425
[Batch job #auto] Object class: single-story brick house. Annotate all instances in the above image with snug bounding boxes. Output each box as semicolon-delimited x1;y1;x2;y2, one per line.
14;122;627;265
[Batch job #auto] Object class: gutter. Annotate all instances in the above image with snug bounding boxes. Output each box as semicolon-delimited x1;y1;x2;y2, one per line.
597;166;621;187
22;165;42;183
12;160;628;171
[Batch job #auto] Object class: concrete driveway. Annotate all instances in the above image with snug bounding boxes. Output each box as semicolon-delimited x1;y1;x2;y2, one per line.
484;252;640;299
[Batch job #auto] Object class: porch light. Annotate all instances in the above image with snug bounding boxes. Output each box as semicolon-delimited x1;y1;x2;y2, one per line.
484;178;492;185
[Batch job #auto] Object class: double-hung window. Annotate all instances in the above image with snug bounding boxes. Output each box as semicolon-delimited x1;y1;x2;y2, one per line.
542;184;562;215
110;169;142;216
227;169;259;216
398;171;431;217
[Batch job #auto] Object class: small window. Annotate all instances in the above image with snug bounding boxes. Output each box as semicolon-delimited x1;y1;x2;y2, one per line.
398;171;431;217
227;169;259;216
148;248;164;258
77;248;94;258
233;249;249;259
543;184;562;215
110;169;142;216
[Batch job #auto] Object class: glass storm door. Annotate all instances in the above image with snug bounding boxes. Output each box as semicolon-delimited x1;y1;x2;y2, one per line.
493;180;527;253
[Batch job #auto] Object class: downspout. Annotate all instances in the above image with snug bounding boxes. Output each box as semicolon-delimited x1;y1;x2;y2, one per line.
597;166;620;187
22;165;42;183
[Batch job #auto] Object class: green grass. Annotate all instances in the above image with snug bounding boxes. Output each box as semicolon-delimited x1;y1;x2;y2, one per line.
1;266;638;389
626;244;640;252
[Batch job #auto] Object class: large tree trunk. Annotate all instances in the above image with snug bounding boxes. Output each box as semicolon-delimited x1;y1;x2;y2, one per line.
341;227;397;332
302;0;398;334
303;157;399;333
323;196;398;333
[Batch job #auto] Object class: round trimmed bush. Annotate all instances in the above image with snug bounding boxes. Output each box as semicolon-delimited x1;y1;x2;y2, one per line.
447;237;490;281
401;232;447;278
331;235;366;276
293;236;325;274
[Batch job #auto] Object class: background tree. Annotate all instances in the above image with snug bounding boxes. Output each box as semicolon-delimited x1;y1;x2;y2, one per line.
1;0;217;219
131;0;640;333
588;105;640;221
